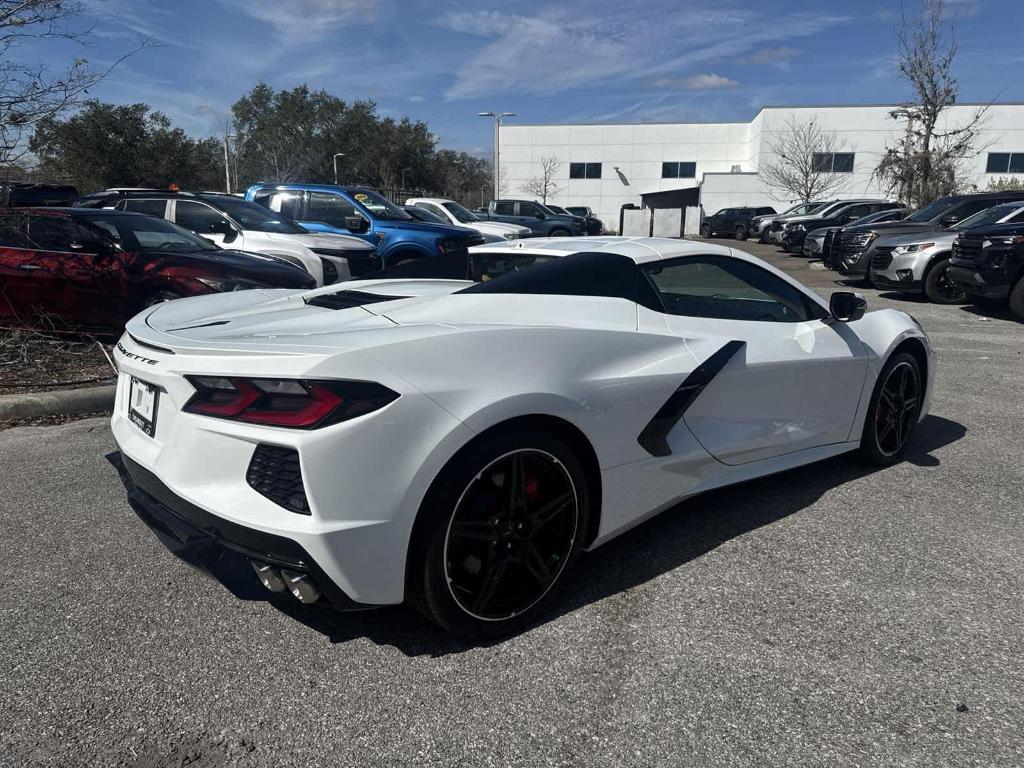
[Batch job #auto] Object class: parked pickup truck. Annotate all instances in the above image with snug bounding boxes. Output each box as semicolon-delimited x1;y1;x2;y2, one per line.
246;183;485;270
475;199;586;237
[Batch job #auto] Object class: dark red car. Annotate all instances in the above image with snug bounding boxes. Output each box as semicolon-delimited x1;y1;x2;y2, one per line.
0;208;315;334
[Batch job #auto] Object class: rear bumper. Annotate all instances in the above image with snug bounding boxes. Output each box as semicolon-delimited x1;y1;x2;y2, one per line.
947;265;1011;299
109;450;372;609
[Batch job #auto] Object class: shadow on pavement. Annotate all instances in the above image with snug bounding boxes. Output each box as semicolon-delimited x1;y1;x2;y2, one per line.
278;414;966;656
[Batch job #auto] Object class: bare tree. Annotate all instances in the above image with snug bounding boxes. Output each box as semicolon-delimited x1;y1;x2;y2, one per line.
520;156;561;204
759;117;850;202
1;1;149;168
874;0;988;207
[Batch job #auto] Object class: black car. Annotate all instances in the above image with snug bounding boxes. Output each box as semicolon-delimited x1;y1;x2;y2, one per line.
700;206;777;240
948;223;1024;320
827;191;1024;276
565;206;604;235
2;183;79;208
781;201;903;253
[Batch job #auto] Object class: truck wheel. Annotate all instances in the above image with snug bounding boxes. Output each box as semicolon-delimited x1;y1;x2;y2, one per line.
923;257;966;304
700;224;712;238
734;225;748;241
549;228;571;237
1008;277;1024;321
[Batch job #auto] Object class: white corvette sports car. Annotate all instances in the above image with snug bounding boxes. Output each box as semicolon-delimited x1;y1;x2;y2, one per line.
110;237;934;637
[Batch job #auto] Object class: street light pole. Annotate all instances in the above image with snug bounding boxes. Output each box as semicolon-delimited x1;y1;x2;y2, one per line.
333;152;345;185
223;133;236;193
478;111;515;200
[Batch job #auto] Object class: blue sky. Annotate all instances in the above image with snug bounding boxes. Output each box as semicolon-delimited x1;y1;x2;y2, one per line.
24;0;1024;154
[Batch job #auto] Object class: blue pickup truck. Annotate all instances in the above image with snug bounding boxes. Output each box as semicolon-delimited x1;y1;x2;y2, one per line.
245;184;484;269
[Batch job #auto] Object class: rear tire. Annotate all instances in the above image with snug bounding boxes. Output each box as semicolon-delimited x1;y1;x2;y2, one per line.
411;427;591;639
857;352;922;466
700;223;713;238
923;257;966;304
734;225;748;241
1009;277;1024;321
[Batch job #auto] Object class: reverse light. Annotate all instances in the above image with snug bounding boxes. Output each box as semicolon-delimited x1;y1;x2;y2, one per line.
183;376;399;429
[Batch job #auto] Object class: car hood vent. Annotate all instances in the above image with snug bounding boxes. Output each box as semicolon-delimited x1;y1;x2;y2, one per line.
305;290;405;310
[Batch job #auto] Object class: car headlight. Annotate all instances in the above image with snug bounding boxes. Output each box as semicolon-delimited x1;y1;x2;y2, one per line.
892;242;935;255
790;224;806;232
195;276;265;292
993;235;1024;246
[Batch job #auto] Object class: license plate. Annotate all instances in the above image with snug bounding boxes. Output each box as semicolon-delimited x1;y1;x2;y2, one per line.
127;376;159;437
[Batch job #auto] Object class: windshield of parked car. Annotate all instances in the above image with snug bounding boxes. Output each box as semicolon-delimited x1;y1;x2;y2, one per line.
351;189;412;221
906;197;956;223
950;204;1021;231
80;212;219;252
857;208;905;226
442;201;482;223
203;195;306;234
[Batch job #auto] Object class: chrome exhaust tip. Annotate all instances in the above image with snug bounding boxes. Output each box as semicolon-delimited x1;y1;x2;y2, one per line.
281;569;321;604
250;561;287;593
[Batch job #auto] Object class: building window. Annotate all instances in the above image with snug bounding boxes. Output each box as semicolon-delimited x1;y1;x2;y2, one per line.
661;162;696;179
569;162;602;179
811;152;855;173
986;152;1024;173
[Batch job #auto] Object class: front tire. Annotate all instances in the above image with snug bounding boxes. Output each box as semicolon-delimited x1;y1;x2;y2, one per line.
700;223;713;238
412;428;591;638
858;352;922;466
549;228;571;237
1009;278;1024;321
923;257;966;304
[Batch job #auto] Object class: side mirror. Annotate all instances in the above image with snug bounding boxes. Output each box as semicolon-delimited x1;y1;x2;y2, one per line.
345;215;369;233
535;211;546;219
209;219;238;241
830;291;866;322
70;239;112;254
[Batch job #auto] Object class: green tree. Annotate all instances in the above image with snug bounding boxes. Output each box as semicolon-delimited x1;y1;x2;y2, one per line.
986;176;1024;192
29;101;222;193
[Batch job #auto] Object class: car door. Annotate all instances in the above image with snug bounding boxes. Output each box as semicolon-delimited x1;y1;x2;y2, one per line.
516;202;547;230
640;255;868;465
0;211;47;322
19;214;122;327
306;191;375;246
173;200;241;248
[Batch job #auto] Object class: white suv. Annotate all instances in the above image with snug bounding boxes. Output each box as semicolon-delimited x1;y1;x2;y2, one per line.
77;190;379;285
406;197;531;242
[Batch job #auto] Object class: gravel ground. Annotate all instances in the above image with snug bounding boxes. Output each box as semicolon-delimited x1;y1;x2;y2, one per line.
1;240;1022;767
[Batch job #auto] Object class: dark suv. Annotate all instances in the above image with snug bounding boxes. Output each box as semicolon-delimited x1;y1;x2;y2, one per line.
700;206;777;240
948;222;1024;320
826;191;1024;277
781;201;903;253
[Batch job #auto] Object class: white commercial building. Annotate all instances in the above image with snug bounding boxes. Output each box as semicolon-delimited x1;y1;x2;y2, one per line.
498;103;1024;232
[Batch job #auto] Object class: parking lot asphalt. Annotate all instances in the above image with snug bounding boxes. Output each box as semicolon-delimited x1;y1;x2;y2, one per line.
2;239;1023;768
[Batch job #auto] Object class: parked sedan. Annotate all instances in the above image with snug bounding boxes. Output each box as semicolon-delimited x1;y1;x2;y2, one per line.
564;206;604;235
0;208;314;333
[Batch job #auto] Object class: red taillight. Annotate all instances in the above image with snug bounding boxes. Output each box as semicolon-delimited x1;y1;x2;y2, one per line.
183;377;397;429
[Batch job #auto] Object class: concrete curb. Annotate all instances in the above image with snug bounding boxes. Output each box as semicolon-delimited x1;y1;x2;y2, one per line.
0;384;116;421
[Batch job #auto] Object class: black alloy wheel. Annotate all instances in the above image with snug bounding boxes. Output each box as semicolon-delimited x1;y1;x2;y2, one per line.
700;223;713;238
414;428;590;638
859;352;922;465
444;449;578;621
734;224;748;241
924;258;966;304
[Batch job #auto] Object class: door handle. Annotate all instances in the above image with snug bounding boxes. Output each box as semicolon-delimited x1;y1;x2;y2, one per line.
19;264;41;271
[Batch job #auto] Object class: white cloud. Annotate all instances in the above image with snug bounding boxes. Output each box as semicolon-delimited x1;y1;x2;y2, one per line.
220;0;378;42
749;46;800;69
653;73;740;90
441;3;848;101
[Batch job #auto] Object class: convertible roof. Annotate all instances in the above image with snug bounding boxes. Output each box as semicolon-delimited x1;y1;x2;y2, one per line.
460;251;663;310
